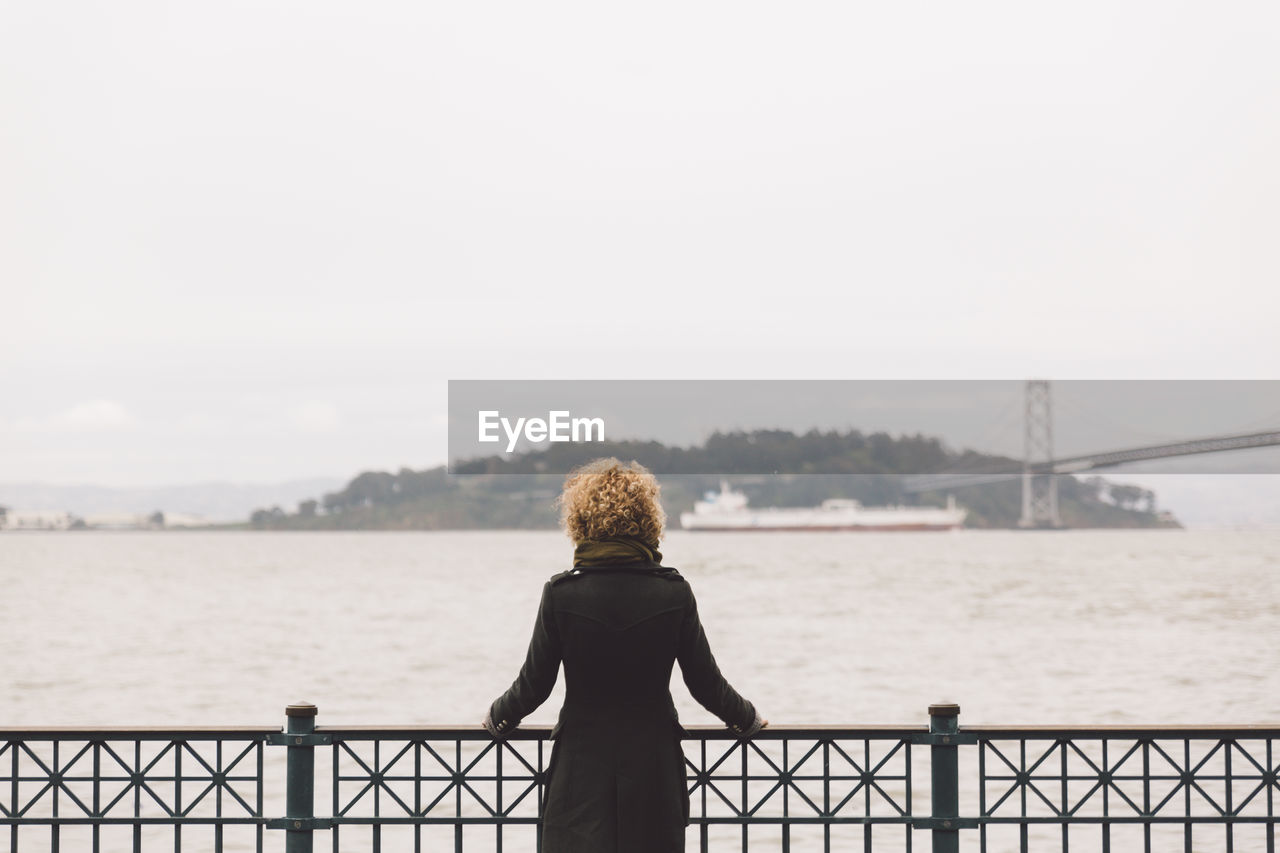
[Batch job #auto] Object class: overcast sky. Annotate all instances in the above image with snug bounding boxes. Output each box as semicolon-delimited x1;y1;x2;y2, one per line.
3;0;1278;487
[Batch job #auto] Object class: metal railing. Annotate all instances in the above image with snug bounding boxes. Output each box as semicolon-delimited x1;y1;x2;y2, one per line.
967;723;1280;853
2;704;1277;851
0;725;271;852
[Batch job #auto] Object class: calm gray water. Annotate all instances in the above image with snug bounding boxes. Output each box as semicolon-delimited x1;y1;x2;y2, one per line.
3;529;1277;728
1;529;1277;851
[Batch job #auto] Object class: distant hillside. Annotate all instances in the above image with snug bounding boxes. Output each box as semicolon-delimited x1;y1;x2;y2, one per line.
0;478;344;524
248;430;1178;530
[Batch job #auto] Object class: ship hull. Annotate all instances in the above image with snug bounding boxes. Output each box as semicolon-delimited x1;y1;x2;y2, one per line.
678;485;966;532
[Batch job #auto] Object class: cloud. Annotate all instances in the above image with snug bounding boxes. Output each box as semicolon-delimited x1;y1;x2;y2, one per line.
48;400;139;431
174;412;228;432
290;402;341;433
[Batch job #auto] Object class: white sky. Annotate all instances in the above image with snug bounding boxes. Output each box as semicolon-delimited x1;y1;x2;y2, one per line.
3;0;1279;486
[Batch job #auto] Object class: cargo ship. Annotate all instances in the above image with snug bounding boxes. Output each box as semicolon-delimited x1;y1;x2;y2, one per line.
679;482;966;531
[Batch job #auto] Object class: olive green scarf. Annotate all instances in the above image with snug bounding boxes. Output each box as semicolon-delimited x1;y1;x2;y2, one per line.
572;536;663;568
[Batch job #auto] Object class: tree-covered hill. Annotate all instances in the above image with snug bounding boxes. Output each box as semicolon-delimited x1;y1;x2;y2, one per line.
248;428;1177;530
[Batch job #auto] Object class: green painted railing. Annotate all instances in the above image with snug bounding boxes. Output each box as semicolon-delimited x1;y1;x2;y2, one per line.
2;704;1277;851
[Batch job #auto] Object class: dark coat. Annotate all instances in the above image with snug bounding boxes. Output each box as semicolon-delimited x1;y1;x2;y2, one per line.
487;564;760;853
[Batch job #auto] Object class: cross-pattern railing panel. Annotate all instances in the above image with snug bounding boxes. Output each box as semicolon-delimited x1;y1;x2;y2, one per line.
687;727;918;852
319;725;922;852
323;726;547;852
0;727;273;853
968;726;1280;853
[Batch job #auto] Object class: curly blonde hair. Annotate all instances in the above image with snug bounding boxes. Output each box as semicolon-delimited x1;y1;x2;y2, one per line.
557;458;665;545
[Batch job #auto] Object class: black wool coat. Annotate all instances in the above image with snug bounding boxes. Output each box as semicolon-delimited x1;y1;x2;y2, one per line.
487;564;760;853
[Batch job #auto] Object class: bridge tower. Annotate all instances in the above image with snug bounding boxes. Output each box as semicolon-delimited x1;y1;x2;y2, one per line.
1019;379;1062;528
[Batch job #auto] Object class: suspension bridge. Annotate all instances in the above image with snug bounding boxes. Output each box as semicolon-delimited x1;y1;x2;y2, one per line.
902;380;1280;528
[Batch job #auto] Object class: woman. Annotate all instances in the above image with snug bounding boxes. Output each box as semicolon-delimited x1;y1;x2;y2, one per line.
483;458;765;852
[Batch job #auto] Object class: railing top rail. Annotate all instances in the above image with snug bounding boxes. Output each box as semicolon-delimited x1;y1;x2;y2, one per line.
964;723;1280;737
314;724;928;739
0;726;278;738
6;723;1278;739
10;723;1278;737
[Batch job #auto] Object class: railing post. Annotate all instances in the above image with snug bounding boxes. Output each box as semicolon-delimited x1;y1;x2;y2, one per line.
930;703;961;853
285;703;318;853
